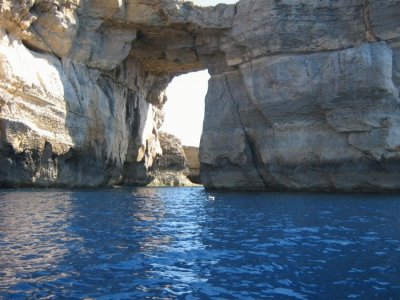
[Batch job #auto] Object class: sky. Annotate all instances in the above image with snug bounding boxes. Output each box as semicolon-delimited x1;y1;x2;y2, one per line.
161;70;210;146
160;0;238;146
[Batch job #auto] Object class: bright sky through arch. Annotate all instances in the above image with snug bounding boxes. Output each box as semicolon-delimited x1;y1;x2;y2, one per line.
160;0;237;146
161;70;210;147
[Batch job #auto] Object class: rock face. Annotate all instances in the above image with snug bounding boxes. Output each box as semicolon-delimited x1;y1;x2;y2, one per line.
183;146;201;184
0;0;399;191
147;131;194;187
200;1;400;191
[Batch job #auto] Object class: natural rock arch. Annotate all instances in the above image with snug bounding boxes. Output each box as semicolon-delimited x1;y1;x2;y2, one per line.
0;0;400;191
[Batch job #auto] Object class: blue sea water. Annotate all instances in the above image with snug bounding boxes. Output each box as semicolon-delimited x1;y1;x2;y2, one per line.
0;188;400;299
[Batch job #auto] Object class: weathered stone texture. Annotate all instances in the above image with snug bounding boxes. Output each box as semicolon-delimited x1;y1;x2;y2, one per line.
1;0;400;191
200;0;400;191
183;146;200;184
147;131;194;187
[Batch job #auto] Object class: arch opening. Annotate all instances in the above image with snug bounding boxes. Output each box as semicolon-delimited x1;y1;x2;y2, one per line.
157;70;210;185
161;70;209;147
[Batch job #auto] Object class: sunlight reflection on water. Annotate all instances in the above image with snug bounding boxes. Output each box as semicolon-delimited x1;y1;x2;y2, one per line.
1;188;400;299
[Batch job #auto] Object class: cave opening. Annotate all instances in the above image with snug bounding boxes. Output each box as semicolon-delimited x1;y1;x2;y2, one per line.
159;70;210;185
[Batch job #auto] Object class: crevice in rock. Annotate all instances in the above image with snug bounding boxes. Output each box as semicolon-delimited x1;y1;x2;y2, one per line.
242;60;275;133
362;0;378;42
224;74;268;188
21;36;53;57
67;110;92;120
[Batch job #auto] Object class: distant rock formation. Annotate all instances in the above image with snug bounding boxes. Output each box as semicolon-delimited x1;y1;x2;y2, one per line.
0;0;399;191
183;146;201;184
147;132;194;187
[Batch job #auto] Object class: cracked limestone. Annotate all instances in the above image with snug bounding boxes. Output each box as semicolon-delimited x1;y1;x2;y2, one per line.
0;0;400;191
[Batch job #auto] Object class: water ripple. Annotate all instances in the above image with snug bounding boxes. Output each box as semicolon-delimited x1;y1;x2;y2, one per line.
1;188;400;299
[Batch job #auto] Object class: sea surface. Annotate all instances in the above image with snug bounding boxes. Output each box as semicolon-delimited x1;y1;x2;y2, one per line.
0;188;400;299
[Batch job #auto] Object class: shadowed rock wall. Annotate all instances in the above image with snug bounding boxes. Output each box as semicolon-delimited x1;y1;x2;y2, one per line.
0;0;399;191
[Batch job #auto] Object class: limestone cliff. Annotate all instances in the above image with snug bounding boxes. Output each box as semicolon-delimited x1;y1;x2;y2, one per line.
200;1;400;191
0;0;399;191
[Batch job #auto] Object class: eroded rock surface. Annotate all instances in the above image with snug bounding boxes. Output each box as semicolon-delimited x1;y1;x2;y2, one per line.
0;0;399;191
145;131;194;187
183;146;201;184
200;0;400;191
